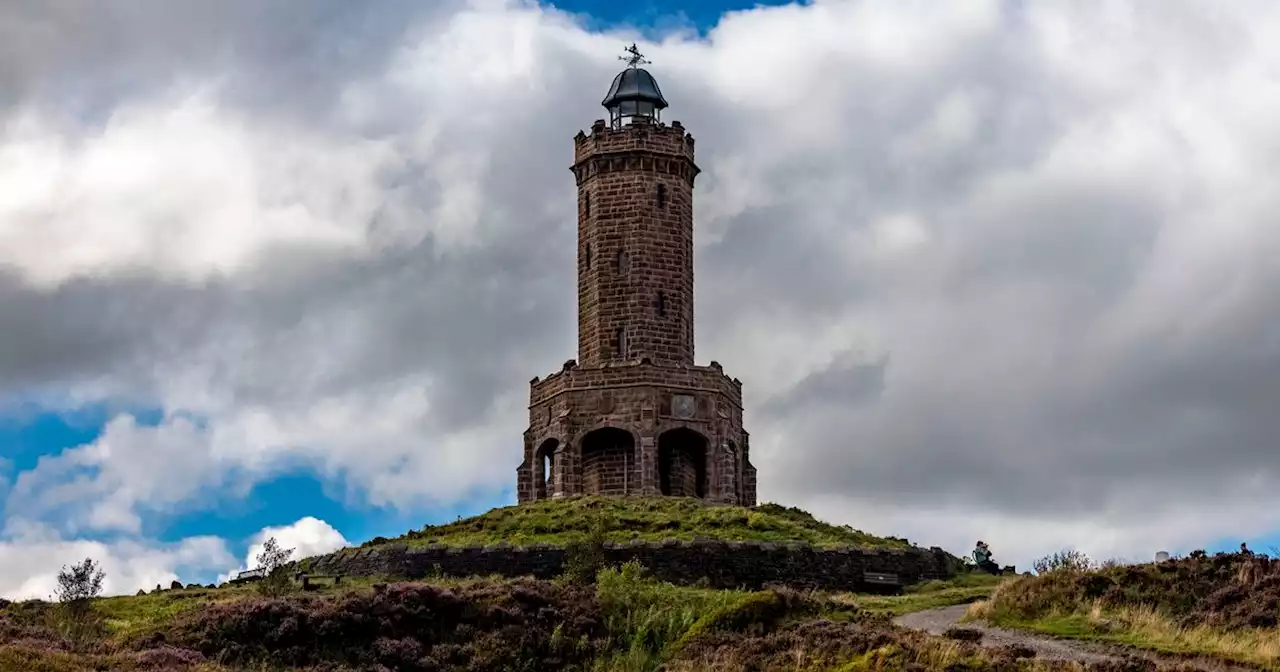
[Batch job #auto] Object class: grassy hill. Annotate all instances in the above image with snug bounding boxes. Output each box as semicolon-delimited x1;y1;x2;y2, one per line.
363;496;916;550
966;550;1280;669
0;498;1010;671
0;566;1001;671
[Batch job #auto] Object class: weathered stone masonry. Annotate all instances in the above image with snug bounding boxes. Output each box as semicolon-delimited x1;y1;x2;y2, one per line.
304;540;961;592
517;64;757;506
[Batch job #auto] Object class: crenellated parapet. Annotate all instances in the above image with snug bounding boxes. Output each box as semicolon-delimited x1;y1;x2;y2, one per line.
528;359;741;410
572;118;698;187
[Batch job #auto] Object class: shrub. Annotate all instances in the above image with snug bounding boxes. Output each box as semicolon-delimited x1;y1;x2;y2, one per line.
562;515;611;585
1033;548;1093;574
255;537;294;598
54;558;104;607
52;557;105;645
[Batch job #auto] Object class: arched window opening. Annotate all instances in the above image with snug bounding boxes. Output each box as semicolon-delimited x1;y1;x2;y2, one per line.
656;183;666;209
616;249;629;275
656;291;667;317
535;438;560;499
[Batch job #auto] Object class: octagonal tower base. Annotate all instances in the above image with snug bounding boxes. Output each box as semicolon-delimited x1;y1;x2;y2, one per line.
517;358;756;506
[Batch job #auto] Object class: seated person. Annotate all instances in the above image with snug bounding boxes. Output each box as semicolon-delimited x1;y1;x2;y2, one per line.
973;541;1002;575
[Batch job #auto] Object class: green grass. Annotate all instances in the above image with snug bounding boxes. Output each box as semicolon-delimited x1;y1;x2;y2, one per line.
365;496;914;550
97;590;228;641
852;573;1005;616
822;572;1005;618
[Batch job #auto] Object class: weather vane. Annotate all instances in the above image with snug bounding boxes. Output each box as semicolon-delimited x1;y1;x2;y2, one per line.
619;43;650;68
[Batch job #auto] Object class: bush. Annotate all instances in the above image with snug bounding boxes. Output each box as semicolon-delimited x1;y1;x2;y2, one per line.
255;537;294;598
1033;548;1093;574
54;558;104;606
52;557;105;645
562;515;611;585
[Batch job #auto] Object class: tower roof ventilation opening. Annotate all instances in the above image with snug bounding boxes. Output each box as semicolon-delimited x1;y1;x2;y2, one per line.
602;43;669;129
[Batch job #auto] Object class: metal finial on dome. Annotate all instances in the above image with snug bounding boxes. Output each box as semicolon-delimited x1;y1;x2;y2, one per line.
619;43;650;69
602;44;668;129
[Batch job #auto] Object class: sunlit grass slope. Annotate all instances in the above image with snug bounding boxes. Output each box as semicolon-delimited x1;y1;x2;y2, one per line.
364;496;916;549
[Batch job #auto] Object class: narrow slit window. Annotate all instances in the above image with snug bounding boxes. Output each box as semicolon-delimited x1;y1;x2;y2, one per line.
656;291;667;316
584;192;590;216
614;327;627;359
616;249;629;275
585;243;592;269
656;183;666;209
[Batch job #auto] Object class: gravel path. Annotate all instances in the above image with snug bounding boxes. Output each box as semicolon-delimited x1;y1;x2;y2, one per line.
893;604;1119;664
894;605;1261;671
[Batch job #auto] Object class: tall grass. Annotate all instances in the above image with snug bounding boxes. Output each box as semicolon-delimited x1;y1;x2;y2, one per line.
592;561;765;671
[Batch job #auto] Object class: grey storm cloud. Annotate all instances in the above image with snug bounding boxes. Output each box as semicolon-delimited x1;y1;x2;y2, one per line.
2;0;1280;574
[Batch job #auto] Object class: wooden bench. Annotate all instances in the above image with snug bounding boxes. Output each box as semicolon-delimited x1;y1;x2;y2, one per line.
861;571;904;594
297;573;344;591
229;568;266;584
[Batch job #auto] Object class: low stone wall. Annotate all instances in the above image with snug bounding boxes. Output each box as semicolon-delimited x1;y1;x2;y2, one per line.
300;540;961;592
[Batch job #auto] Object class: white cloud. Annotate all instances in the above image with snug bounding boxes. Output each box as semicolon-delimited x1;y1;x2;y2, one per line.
218;517;349;584
1;0;1279;571
0;91;395;288
0;525;235;600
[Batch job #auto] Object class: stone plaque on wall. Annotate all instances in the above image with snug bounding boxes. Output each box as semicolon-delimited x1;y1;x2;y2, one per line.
672;394;695;418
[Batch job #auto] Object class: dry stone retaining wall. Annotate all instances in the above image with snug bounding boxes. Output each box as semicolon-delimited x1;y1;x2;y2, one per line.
301;540;960;591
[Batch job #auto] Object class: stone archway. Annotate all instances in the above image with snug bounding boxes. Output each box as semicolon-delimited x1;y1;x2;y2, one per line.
579;427;636;495
658;428;708;499
534;438;559;500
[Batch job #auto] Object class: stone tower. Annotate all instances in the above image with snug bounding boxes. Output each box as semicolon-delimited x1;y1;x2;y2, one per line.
517;47;756;506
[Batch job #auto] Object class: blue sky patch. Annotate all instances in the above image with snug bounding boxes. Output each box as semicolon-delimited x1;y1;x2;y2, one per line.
546;0;798;34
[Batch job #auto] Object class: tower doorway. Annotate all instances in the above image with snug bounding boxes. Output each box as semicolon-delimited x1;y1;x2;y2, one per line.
580;427;636;495
658;428;708;498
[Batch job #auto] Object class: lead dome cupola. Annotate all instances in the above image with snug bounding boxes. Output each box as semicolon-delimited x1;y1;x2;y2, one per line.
602;44;668;129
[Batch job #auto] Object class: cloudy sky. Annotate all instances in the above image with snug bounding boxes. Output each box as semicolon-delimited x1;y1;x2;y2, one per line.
2;0;1279;598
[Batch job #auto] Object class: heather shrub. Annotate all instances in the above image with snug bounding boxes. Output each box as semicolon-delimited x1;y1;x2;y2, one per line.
670;618;930;672
133;645;207;669
174;578;607;670
988;550;1280;629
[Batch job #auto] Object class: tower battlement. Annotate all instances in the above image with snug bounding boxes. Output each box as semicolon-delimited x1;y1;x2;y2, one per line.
573;118;697;165
518;50;755;507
